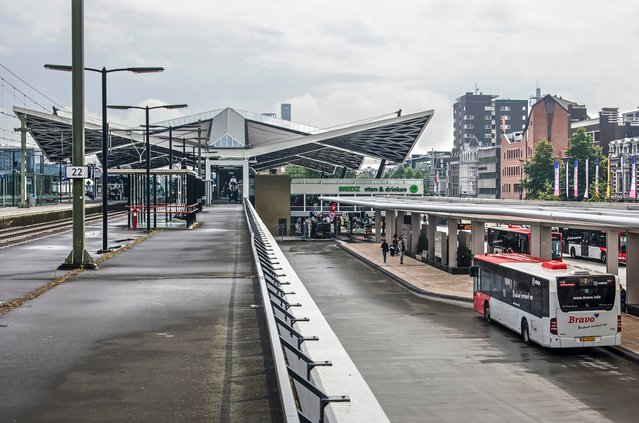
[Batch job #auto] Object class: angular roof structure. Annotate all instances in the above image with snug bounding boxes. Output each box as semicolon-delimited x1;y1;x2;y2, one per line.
14;106;433;174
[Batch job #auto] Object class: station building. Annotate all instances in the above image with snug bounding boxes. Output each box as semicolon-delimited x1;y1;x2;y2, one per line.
14;106;434;232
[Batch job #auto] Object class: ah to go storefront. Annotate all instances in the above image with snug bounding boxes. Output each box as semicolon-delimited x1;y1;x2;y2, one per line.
290;178;424;218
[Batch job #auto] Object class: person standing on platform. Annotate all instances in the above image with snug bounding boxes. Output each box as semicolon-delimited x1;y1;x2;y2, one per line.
398;235;406;264
391;234;398;256
381;238;389;263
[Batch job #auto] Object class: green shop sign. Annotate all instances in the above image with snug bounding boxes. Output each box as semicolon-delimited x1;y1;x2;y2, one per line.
338;185;418;193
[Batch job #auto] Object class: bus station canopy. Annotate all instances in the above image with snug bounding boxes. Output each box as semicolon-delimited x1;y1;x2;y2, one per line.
318;196;639;232
14;106;433;174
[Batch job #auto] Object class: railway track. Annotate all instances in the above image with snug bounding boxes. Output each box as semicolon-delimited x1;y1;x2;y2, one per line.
0;211;128;245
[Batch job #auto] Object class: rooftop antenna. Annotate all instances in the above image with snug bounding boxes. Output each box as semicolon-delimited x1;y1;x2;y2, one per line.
474;83;479;95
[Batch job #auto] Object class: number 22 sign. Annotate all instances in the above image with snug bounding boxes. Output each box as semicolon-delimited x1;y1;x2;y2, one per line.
65;166;89;179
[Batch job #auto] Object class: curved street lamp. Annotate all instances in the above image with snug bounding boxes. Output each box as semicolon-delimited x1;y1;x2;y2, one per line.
44;64;164;252
108;104;188;231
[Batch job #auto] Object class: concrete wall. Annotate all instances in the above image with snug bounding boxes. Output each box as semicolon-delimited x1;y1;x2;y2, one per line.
254;175;291;235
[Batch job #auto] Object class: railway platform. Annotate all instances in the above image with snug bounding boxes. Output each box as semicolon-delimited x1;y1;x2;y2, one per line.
0;201;126;229
0;204;282;422
339;240;639;362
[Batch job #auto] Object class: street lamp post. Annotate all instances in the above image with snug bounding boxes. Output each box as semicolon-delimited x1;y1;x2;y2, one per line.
108;104;188;232
44;64;164;252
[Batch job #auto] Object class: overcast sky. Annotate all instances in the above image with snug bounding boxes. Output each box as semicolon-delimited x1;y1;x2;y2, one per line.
1;0;639;153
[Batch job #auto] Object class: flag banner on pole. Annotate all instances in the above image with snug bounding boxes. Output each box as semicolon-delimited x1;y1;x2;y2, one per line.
595;158;600;196
584;158;589;199
554;161;559;196
631;155;637;199
606;157;611;198
566;160;570;199
574;159;578;198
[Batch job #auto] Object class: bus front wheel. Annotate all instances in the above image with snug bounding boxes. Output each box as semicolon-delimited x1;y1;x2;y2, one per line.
521;319;531;345
570;247;576;258
483;302;491;322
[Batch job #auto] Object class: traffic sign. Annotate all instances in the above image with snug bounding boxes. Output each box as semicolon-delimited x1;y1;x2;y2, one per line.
65;166;89;179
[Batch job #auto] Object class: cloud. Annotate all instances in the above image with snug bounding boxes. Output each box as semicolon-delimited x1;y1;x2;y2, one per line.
282;82;453;153
2;0;639;166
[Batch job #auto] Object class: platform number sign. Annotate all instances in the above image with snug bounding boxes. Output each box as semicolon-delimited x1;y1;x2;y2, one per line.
65;166;89;179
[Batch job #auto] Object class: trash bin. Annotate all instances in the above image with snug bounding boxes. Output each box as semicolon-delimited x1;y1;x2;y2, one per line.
28;193;36;207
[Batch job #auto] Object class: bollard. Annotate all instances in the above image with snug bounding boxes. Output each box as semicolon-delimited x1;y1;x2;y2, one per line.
132;207;138;231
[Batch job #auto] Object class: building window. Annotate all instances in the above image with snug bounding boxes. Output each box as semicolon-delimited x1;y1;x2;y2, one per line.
502;115;510;121
305;194;322;211
464;115;474;120
291;195;304;211
484;134;492;138
484;124;492;129
500;106;511;111
484;106;494;111
464;124;474;129
484;115;492;120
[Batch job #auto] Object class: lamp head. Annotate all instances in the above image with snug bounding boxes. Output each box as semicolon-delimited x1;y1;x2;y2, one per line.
44;64;72;72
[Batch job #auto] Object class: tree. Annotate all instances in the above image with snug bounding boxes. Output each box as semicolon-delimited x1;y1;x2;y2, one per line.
522;139;556;200
565;128;606;201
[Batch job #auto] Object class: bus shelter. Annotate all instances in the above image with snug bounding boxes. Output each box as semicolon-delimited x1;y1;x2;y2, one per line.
109;169;202;229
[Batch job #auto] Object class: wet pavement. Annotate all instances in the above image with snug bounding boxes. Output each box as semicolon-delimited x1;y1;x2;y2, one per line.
0;216;140;304
0;205;282;422
281;241;639;423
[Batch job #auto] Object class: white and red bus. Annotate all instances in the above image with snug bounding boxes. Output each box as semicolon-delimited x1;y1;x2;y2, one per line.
471;253;621;348
487;225;563;260
562;229;627;264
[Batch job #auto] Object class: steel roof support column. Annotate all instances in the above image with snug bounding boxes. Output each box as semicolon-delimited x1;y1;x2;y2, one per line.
427;215;437;261
374;209;381;243
242;159;249;199
386;209;396;237
530;224;552;260
447;218;458;268
396;211;405;237
606;229;619;275
410;212;420;256
471;220;485;257
17;115;28;208
626;232;639;305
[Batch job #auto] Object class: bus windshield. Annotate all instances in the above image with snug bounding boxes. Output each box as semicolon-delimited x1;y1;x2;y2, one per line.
556;276;616;312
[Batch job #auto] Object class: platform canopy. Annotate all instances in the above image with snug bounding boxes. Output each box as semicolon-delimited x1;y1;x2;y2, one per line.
14;106;433;175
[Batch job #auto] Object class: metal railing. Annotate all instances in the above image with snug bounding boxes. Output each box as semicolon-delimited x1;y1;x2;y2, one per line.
244;199;389;423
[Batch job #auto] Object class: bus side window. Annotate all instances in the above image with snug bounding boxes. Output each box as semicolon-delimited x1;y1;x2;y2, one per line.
493;273;504;300
483;269;492;295
503;278;513;303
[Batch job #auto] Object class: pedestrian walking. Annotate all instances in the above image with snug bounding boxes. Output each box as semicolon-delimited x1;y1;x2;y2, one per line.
381;239;389;263
621;285;627;313
391;234;398;256
398;235;406;264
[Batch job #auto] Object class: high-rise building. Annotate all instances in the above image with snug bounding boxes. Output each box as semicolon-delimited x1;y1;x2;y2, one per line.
495;99;528;144
453;92;528;147
281;103;291;121
453;92;496;148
